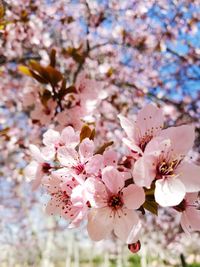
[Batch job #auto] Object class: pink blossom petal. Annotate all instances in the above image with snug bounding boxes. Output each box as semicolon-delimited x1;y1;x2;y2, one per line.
29;144;44;162
87;208;113;241
122;138;143;155
60;126;79;148
126;221;142;245
177;162;200;192
185;192;199;203
42;174;62;193
159;125;195;156
71;184;86;206
41;146;55;161
45;199;60;216
79;138;94;162
103;150;118;167
24;161;38;181
31;166;43;191
61;177;79;195
133;155;156;188
145;137;171;155
114;209;140;243
57;147;78;166
102;166;124;193
181;208;200;233
155;177;186;207
84;177;108;208
85;154;103;174
122;184;145;209
136;104;164;139
68;207;88;228
118;114;135;140
43;129;60;146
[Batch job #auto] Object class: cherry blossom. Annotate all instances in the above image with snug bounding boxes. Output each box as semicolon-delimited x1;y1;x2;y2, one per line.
133;125;200;207
118;104;164;156
57;138;102;181
174;193;200;234
1;0;200;261
43;171;88;228
24;144;54;190
85;166;145;243
42;126;79;150
30;99;57;125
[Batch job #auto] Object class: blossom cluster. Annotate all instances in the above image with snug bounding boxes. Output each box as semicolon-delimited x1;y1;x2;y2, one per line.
25;104;200;252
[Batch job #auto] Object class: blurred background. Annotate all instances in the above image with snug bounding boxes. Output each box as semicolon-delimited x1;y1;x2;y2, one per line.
0;0;200;266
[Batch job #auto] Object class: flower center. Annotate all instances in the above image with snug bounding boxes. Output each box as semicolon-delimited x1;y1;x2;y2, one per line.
157;159;179;178
73;163;85;175
108;195;123;209
42;162;51;173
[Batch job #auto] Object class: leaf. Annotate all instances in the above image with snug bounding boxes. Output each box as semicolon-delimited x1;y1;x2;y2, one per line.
65;85;77;94
29;61;62;85
50;49;56;67
18;65;33;77
0;127;9;136
58;83;77;99
0;0;5;19
80;125;92;142
45;66;63;86
144;183;155;196
40;90;52;106
143;200;158;215
90;129;95;140
66;47;85;64
29;60;44;74
29;70;48;84
95;141;114;155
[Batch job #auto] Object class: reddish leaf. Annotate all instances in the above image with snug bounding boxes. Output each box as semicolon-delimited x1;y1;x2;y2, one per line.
95;141;114;155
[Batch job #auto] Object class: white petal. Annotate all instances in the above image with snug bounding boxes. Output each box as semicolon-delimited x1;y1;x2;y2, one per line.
29;144;44;162
155;177;186;207
43;129;60;146
118;114;135;139
79;138;94;162
24;161;38;181
57;147;78;166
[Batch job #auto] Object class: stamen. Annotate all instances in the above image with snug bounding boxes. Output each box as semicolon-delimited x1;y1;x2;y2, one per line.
73;163;84;175
108;194;123;210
